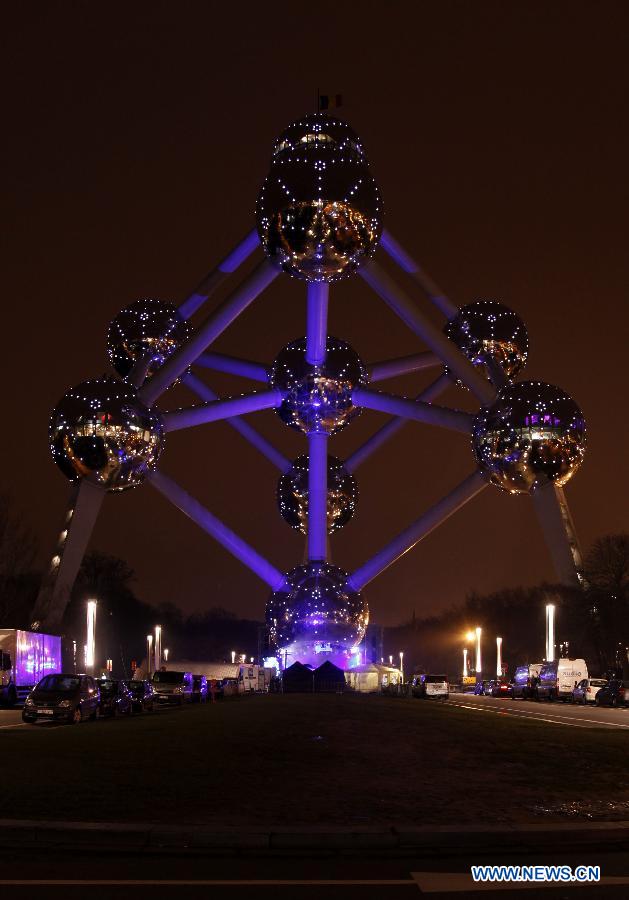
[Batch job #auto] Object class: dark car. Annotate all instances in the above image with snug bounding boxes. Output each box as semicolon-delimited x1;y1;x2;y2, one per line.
595;679;629;707
474;679;492;696
22;674;100;725
124;679;155;713
192;674;208;703
98;679;133;717
487;678;513;698
152;670;194;705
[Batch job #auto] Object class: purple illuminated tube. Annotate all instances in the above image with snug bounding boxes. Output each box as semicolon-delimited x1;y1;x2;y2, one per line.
305;283;329;365
348;471;488;591
183;373;290;472
346;373;450;472
194;352;269;383
369;351;440;382
147;469;286;591
162;389;283;433
140;259;279;407
359;260;495;405
352;387;473;434
379;230;459;320
178;228;261;319
307;433;328;560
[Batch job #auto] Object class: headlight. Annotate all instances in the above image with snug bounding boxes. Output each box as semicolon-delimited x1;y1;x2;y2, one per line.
57;699;71;708
25;697;35;707
174;686;183;693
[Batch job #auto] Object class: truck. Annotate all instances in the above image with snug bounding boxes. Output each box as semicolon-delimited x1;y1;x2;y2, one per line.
0;629;62;706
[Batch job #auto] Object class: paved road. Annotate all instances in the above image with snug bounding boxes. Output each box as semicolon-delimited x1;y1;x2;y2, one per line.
446;693;629;729
0;704;185;730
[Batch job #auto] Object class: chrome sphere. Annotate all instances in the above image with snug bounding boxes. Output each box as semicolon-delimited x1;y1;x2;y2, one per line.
270;336;367;434
266;563;368;665
472;381;586;494
277;455;357;534
445;301;528;384
50;376;164;492
107;298;192;381
256;113;383;282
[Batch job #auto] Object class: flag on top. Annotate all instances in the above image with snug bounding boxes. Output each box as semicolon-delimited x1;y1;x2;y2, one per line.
319;93;343;111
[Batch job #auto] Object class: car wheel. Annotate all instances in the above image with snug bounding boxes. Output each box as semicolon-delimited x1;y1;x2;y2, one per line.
90;706;99;721
71;706;82;725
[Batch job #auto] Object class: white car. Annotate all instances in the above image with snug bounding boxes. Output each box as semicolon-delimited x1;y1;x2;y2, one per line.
572;677;607;705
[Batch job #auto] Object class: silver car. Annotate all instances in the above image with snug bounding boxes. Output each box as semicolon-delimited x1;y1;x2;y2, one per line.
572;677;607;705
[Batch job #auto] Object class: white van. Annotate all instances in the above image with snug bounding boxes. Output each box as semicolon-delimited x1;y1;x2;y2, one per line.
537;659;588;701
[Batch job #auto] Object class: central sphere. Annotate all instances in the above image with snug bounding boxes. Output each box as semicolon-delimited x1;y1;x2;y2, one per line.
107;298;192;382
472;381;586;494
277;455;357;534
49;376;164;492
270;337;367;434
266;563;368;668
445;301;528;385
256;113;383;282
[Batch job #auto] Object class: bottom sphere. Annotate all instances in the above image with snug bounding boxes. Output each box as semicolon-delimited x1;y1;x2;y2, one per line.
266;563;368;669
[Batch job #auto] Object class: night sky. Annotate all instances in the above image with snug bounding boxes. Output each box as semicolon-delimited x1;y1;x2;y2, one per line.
3;3;628;627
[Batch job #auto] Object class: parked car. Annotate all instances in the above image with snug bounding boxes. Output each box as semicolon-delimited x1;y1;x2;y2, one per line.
98;679;133;717
572;677;607;705
595;679;629;707
412;674;449;699
192;674;208;703
511;663;544;700
537;659;588;701
486;678;512;697
22;673;100;725
124;679;155;713
152;670;194;705
474;679;492;696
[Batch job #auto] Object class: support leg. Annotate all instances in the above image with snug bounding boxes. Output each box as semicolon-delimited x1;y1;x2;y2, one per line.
306;283;329;365
308;433;328;561
379;230;459;320
162;388;283;433
531;479;584;588
352;387;473;434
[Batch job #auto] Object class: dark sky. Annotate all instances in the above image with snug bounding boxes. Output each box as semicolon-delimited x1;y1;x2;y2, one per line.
3;2;628;627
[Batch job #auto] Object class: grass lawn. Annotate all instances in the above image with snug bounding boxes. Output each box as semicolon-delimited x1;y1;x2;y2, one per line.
4;694;628;828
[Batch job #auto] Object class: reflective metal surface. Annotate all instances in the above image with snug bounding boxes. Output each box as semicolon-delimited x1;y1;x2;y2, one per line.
50;376;164;492
107;298;192;381
277;454;357;534
266;563;368;666
270;336;367;434
256;113;382;281
472;381;586;494
445;301;528;384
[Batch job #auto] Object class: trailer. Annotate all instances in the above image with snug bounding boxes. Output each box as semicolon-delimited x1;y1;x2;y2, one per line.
0;629;62;706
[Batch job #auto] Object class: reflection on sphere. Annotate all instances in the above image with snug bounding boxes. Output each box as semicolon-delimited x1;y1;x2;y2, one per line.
472;381;586;494
277;455;356;534
445;301;528;385
256;113;382;281
270;336;367;434
50;376;164;492
107;298;191;381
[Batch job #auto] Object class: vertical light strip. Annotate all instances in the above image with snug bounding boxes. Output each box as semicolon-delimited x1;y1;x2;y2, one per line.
86;600;97;674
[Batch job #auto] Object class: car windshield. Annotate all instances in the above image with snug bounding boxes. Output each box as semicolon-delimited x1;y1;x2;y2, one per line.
37;675;79;692
153;671;183;684
126;682;143;694
424;675;447;683
99;682;117;694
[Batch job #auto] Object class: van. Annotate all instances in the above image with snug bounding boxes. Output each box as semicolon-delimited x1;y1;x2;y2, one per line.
152;670;194;705
411;674;449;699
511;662;543;699
537;659;588;702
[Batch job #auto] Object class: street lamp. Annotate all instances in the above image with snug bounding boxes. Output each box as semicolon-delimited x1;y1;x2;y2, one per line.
399;651;404;683
389;655;393;666
463;647;468;678
154;625;162;673
475;627;482;675
546;604;555;662
496;637;503;677
163;648;169;663
231;650;236;664
86;600;97;676
465;630;475;643
146;634;153;678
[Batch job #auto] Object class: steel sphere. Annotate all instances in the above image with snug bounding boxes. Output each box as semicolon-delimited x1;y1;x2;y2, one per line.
445;301;528;385
256;113;383;282
277;455;357;534
472;381;586;494
270;336;367;434
266;563;368;667
50;376;164;492
107;298;192;381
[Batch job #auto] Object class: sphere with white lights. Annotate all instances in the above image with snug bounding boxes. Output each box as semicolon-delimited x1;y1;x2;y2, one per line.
50;376;164;491
107;298;192;382
270;336;367;434
445;301;528;385
277;454;357;534
266;562;368;668
256;113;383;281
472;381;586;494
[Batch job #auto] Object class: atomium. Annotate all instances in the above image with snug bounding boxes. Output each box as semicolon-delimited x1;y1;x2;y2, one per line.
472;381;586;494
256;113;383;282
107;298;192;381
266;563;367;668
270;336;367;434
445;301;528;385
277;454;356;534
49;376;164;492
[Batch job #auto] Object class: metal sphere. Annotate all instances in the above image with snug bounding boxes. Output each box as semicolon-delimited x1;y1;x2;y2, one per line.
266;563;368;667
107;298;192;381
445;301;528;385
270;336;367;434
49;376;164;492
277;455;357;534
472;381;586;494
256;113;383;282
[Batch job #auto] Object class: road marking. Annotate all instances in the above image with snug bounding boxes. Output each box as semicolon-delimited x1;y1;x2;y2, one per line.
0;723;26;730
446;700;629;730
412;871;629;892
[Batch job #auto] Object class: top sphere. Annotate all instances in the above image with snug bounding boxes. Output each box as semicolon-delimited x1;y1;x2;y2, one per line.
445;301;528;385
107;298;192;382
49;376;164;492
472;380;586;494
256;113;383;282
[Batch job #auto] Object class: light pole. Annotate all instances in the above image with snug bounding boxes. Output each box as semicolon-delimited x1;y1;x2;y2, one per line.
154;625;162;673
231;650;236;664
496;637;502;677
146;634;153;678
86;600;97;676
475;627;482;676
163;648;169;663
399;651;404;683
463;647;468;678
546;604;555;662
389;655;393;666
